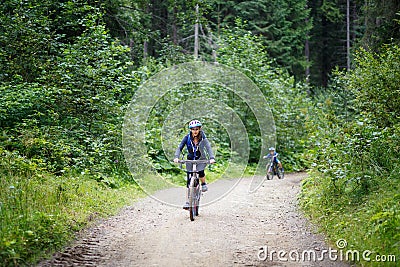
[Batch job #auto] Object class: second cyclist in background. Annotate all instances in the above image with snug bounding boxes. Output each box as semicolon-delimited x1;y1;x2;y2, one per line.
263;147;283;171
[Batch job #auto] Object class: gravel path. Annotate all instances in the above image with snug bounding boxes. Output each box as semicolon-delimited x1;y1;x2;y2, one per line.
37;173;352;266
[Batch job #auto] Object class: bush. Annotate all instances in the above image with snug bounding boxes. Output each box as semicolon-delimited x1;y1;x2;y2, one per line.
301;43;400;266
0;149;142;266
347;44;400;128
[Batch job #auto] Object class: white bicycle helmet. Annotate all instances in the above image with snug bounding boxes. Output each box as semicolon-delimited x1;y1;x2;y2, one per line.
189;120;202;129
269;147;275;151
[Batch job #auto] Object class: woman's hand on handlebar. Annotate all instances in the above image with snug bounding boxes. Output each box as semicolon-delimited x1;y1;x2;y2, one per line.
209;158;216;164
173;158;179;163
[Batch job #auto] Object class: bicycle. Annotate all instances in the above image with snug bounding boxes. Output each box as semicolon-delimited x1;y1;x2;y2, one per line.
264;154;284;180
176;159;210;221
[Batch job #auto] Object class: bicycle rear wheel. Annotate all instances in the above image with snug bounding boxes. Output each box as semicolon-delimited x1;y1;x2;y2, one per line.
276;167;284;179
273;164;284;179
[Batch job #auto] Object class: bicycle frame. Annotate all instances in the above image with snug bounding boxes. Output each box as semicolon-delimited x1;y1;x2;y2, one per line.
177;159;210;221
267;156;278;172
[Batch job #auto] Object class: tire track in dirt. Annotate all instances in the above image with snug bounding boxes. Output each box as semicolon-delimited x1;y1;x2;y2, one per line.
38;173;352;267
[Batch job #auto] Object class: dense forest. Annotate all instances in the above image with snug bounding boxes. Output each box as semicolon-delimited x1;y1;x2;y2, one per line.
0;0;399;265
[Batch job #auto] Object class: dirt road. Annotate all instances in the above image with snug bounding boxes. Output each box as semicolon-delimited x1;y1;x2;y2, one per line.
38;173;351;266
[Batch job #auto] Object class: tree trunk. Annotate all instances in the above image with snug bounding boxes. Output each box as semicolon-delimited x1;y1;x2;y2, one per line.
305;38;310;83
172;6;178;45
305;13;310;84
346;0;351;70
194;4;199;59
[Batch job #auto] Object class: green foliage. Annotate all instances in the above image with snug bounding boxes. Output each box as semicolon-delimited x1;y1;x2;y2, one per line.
207;0;312;79
0;0;104;82
346;44;400;128
361;0;400;50
0;149;142;266
301;43;400;265
0;7;144;264
216;22;311;171
0;6;138;178
320;0;343;22
300;170;399;266
0;0;53;82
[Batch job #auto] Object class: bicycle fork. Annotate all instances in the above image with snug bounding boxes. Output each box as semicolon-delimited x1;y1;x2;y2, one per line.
187;175;200;200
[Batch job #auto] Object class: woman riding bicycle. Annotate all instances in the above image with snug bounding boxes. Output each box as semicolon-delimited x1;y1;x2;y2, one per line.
173;120;215;209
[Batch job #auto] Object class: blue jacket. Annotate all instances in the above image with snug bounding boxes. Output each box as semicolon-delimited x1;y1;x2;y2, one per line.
174;131;215;171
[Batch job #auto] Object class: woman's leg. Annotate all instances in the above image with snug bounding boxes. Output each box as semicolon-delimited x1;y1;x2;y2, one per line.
199;170;208;191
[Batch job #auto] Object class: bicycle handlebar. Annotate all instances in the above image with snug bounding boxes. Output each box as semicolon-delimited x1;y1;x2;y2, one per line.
263;153;279;159
175;159;211;164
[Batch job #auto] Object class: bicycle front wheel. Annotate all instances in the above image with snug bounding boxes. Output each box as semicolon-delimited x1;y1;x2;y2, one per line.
189;173;201;221
266;163;273;180
195;186;201;216
189;185;195;221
